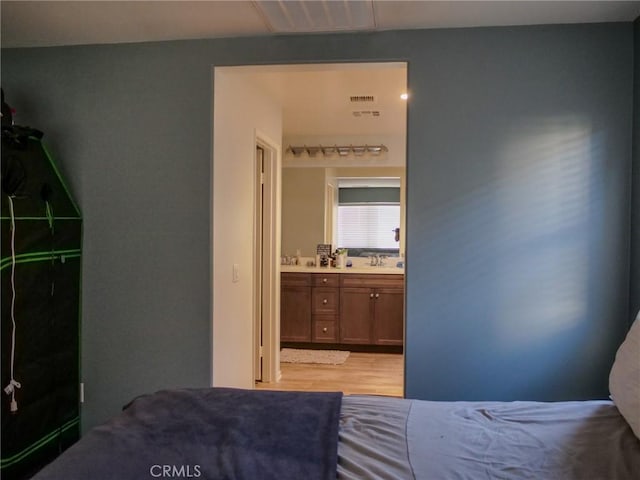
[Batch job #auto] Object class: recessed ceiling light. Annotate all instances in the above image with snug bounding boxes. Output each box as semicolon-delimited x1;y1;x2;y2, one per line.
400;93;409;100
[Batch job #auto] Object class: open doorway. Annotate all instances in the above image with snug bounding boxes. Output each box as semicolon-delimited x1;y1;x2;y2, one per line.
212;62;407;396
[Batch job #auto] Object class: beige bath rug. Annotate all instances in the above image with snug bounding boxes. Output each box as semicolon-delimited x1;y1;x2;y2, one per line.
280;348;350;365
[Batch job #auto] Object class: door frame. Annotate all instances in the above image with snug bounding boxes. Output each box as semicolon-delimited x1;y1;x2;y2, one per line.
254;131;281;383
211;61;407;392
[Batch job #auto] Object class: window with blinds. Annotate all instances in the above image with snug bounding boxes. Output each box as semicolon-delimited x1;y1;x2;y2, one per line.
337;185;400;249
337;204;400;249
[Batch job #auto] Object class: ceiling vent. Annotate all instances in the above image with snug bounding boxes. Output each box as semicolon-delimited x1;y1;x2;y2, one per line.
349;95;376;103
352;110;381;118
254;0;375;33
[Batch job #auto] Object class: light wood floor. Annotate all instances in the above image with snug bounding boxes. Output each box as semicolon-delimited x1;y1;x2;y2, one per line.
256;352;404;397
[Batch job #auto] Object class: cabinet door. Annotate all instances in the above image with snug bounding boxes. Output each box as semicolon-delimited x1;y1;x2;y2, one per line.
373;287;404;346
340;287;373;344
281;285;311;342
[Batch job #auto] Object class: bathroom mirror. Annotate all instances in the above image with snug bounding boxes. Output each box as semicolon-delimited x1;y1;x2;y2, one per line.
281;167;405;259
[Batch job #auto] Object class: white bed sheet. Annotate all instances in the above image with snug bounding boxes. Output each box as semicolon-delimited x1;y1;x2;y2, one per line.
338;396;640;479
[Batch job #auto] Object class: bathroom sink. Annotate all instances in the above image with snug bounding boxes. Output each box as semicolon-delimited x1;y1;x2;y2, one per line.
348;262;404;272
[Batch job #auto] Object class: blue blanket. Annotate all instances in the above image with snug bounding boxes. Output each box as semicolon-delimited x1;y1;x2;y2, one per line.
32;388;343;480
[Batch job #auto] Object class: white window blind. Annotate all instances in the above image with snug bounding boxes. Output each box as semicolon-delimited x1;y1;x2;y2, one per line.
337;204;400;249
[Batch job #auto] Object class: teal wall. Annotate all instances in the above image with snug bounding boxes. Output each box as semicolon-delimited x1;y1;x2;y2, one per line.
404;24;633;401
631;17;640;325
1;23;635;429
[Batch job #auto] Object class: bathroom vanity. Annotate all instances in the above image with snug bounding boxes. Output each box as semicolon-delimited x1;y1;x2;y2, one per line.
280;267;404;350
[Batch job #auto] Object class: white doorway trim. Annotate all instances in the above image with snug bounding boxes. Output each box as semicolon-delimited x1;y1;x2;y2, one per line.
211;61;406;391
211;66;282;388
254;131;281;383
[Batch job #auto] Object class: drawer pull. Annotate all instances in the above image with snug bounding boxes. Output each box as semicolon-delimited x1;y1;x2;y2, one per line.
375;293;380;298
322;278;328;283
322;298;328;304
322;327;328;333
370;293;374;298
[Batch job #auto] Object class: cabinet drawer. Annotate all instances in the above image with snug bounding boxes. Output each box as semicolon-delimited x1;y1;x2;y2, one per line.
340;274;404;289
313;317;337;342
282;272;311;287
312;274;340;287
312;288;339;314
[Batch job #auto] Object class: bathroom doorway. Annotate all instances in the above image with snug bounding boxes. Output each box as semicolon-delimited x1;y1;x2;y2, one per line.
212;62;407;396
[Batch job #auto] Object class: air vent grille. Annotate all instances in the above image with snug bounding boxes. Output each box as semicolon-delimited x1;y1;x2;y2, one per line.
352;110;381;117
350;95;376;103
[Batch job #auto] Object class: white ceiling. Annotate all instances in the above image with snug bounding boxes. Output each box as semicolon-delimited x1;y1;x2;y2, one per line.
1;1;639;48
219;63;407;163
233;63;407;137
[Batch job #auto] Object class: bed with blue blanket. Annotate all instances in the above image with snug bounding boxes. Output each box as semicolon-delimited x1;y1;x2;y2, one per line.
31;317;640;480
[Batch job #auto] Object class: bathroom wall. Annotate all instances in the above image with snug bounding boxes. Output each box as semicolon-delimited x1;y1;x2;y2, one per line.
281;167;326;257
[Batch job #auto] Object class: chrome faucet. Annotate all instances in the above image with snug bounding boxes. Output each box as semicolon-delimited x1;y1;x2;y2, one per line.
368;254;389;267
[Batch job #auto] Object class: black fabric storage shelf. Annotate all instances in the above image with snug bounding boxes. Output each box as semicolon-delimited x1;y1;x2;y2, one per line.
1;126;82;480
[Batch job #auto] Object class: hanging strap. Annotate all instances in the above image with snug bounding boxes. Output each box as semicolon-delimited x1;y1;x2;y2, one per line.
4;195;22;412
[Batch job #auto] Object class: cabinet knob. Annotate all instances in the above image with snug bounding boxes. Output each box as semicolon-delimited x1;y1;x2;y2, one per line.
375;293;380;298
322;327;328;333
370;293;374;298
322;277;328;283
322;298;328;304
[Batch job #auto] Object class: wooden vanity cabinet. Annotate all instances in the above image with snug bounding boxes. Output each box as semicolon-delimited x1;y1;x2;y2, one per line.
339;287;374;344
280;273;311;342
311;274;339;342
372;286;405;345
339;274;404;346
281;272;404;347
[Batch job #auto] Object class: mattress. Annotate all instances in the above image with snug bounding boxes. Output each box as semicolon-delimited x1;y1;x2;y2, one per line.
29;389;640;480
338;395;640;479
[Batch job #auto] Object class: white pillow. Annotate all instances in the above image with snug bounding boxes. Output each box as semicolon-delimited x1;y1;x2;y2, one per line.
609;311;640;439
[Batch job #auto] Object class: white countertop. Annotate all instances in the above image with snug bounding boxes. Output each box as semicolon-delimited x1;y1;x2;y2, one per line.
280;265;404;275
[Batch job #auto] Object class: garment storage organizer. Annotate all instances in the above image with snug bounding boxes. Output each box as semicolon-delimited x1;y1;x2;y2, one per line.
1;119;82;480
